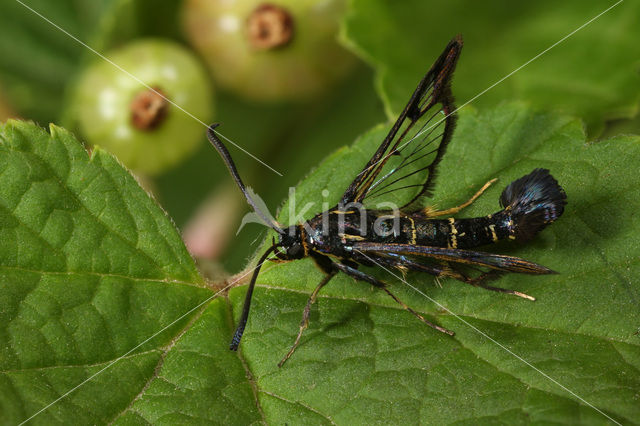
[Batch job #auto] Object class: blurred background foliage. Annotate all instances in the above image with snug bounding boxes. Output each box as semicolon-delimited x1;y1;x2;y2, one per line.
0;0;638;275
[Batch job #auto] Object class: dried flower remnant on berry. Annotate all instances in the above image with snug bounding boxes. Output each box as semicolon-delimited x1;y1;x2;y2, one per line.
246;3;294;50
130;87;169;131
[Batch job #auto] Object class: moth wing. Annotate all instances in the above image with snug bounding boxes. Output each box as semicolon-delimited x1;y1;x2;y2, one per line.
340;36;462;210
352;242;554;275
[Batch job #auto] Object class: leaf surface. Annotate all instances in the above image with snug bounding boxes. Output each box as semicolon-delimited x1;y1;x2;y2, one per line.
342;0;640;134
0;120;261;424
2;100;640;425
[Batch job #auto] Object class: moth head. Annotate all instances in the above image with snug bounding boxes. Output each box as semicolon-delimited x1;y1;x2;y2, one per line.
277;225;305;259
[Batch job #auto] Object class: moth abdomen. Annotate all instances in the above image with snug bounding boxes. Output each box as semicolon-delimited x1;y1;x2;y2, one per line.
500;168;567;241
405;169;566;250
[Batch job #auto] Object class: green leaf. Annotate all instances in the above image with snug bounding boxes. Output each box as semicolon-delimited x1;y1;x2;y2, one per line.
342;0;640;134
0;120;260;424
239;103;640;424
3;101;640;424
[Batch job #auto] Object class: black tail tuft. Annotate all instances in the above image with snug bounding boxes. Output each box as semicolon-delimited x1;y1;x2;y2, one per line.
500;168;567;241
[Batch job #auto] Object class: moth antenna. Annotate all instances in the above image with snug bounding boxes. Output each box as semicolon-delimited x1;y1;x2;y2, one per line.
230;245;279;351
207;124;285;235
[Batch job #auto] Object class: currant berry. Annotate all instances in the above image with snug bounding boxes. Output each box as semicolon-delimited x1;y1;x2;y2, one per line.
182;0;356;101
75;39;214;175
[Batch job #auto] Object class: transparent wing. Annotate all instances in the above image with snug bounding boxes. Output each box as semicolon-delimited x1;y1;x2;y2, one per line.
340;36;462;210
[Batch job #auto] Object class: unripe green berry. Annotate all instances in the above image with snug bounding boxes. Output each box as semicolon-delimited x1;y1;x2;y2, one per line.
182;0;356;102
75;39;214;175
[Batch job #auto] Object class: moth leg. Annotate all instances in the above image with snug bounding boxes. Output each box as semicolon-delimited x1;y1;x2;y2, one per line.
331;262;454;336
449;264;536;301
278;271;337;368
363;251;535;301
467;272;535;301
427;178;497;217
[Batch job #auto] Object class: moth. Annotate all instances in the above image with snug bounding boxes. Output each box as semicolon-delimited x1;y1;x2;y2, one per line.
207;35;566;366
